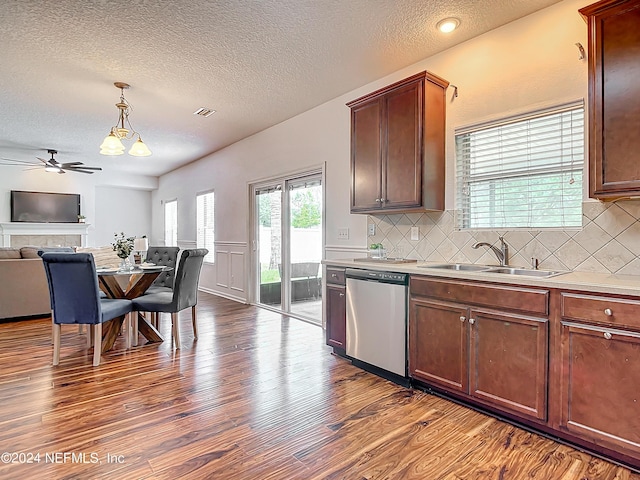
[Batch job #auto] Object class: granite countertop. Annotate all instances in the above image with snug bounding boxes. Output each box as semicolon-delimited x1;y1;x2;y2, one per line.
322;258;640;297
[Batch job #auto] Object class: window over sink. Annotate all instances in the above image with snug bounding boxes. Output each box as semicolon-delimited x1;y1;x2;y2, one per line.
455;101;584;229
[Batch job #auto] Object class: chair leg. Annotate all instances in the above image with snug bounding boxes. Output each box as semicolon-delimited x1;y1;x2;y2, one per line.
132;313;139;347
125;314;131;350
191;305;198;340
172;312;181;349
51;312;55;345
78;324;84;335
52;323;61;366
88;326;94;348
93;324;102;367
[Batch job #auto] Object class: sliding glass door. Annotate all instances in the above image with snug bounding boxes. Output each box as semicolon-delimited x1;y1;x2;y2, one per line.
254;171;323;323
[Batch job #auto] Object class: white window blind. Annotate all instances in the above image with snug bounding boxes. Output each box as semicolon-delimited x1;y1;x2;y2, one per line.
196;191;215;263
455;102;584;229
164;199;178;246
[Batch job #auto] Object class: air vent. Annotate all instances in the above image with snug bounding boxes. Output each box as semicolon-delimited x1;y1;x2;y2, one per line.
193;107;216;117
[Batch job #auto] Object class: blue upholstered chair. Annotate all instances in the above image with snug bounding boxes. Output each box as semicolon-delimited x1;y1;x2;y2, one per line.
41;253;133;366
132;249;207;349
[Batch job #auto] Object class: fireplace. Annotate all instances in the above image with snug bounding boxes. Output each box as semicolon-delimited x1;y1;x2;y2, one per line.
0;223;90;248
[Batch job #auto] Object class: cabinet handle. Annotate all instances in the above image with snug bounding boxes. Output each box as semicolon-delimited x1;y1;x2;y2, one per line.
331;273;338;278
469;318;475;325
604;308;613;316
604;331;612;340
459;316;466;323
374;198;381;203
339;292;345;298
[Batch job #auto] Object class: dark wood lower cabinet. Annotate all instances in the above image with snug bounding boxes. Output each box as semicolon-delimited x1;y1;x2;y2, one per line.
409;294;548;422
469;309;548;421
325;267;346;352
560;321;640;457
409;299;468;393
325;283;346;350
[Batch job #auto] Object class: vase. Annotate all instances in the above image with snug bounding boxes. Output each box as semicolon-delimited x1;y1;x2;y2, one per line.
118;256;133;272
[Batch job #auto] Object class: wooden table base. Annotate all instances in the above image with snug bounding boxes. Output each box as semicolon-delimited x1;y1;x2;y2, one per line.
98;269;169;351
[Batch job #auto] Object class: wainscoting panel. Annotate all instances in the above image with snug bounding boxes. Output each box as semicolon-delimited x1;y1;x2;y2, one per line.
205;241;248;303
215;250;230;289
230;251;245;292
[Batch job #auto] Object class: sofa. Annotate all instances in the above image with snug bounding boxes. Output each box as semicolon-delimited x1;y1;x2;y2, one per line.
0;246;56;320
0;245;121;321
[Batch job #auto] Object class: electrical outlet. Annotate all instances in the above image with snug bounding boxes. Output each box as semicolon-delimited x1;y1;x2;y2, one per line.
410;226;419;241
337;227;349;240
368;223;376;236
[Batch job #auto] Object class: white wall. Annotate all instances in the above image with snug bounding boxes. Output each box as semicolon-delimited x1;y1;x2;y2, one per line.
0;168;157;246
94;186;152;245
153;0;595;299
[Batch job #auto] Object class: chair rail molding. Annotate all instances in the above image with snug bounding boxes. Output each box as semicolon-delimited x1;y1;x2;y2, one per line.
0;222;90;247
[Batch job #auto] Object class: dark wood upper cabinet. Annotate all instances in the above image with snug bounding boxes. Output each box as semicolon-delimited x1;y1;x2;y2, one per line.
347;71;449;213
580;0;640;199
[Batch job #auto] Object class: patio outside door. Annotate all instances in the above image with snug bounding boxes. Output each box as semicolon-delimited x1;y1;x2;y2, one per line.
254;171;323;324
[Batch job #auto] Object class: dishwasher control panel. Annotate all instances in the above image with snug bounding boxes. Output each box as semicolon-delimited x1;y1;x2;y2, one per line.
345;268;408;285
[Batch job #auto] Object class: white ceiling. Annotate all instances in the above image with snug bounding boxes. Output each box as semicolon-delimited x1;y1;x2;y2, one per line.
0;0;562;178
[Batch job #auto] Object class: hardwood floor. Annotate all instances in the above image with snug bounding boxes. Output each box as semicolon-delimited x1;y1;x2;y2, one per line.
0;292;638;479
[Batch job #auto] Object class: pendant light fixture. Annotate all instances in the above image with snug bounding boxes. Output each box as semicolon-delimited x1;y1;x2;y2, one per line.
99;82;152;157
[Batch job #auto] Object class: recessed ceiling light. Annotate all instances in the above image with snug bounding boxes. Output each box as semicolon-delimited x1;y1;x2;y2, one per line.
193;107;216;117
437;18;460;33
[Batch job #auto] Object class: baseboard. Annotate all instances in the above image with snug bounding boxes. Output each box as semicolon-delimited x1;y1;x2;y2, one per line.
198;286;247;304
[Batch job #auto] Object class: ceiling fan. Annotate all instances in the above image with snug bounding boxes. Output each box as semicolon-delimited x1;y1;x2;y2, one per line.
0;149;102;174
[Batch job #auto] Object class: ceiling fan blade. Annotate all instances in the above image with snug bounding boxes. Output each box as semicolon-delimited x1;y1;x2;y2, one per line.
64;168;95;174
65;166;102;171
0;158;39;166
60;162;84;167
36;156;50;165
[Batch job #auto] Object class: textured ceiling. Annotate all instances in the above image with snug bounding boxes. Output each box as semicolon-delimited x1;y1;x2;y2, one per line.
0;0;562;177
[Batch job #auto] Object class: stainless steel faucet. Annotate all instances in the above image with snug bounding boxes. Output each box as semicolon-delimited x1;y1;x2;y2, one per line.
472;236;509;266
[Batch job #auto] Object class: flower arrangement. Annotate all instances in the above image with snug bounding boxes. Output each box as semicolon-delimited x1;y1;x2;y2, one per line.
112;232;135;259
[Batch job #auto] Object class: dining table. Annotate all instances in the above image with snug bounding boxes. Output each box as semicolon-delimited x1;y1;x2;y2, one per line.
96;265;172;352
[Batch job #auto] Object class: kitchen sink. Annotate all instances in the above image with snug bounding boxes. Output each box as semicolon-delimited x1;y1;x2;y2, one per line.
420;263;492;272
419;263;565;278
484;267;564;278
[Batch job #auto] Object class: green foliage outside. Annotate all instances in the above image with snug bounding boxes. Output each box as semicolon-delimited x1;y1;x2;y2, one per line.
261;268;280;284
290;190;321;228
259;189;321;228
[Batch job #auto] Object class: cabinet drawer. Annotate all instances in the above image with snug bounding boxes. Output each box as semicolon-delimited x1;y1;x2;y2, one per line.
410;276;548;316
561;292;640;330
326;267;346;286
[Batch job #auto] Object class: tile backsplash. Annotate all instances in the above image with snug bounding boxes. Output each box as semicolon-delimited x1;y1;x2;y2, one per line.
367;201;640;275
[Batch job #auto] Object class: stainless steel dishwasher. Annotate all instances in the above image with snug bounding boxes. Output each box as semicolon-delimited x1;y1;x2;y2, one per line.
345;268;409;385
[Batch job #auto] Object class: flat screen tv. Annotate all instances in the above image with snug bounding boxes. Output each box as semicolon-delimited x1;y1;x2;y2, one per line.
10;190;81;223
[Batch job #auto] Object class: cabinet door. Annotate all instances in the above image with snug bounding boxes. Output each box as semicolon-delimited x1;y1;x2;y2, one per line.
383;79;422;209
409;298;468;394
350;99;382;212
469;309;548;421
560;321;640;456
326;284;346;350
582;1;640;198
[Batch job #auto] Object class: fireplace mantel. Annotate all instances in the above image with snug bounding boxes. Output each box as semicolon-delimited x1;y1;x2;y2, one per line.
0;222;90;247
